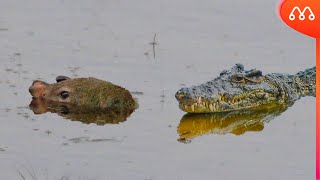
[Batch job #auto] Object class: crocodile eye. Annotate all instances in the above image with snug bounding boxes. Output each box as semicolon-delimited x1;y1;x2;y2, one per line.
232;75;245;82
60;91;69;99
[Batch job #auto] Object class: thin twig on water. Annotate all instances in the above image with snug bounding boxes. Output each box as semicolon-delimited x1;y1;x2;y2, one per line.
149;33;158;59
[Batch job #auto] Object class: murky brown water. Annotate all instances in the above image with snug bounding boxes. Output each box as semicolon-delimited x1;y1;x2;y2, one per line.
0;0;315;179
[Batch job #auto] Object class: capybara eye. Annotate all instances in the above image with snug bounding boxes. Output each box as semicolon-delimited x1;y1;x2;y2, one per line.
60;91;69;99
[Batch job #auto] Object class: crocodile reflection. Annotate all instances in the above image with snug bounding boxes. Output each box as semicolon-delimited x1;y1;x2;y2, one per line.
177;104;290;143
29;98;135;125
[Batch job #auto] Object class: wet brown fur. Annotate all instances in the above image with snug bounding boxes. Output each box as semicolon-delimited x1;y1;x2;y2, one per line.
29;77;137;111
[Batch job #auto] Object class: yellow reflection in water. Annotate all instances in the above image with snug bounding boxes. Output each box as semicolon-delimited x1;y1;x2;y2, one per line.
29;98;135;125
177;104;289;143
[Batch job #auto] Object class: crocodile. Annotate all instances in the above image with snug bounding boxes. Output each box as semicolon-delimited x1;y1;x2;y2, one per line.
175;64;315;113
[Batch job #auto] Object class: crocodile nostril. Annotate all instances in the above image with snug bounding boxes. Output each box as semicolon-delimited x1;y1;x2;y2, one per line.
175;90;186;101
175;93;185;101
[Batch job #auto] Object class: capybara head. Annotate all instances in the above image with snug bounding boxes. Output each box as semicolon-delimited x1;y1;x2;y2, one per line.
29;76;137;110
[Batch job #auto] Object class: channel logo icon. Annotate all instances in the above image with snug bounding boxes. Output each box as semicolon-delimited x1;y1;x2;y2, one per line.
279;0;320;38
289;6;315;21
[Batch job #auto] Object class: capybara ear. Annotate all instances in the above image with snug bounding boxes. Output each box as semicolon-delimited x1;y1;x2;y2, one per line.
56;76;70;83
29;80;49;98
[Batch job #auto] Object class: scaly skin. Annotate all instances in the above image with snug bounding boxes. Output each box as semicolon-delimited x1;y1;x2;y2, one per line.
175;64;315;113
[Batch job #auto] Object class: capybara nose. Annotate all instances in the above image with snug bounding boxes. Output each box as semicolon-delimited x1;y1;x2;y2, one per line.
28;80;49;98
29;86;34;94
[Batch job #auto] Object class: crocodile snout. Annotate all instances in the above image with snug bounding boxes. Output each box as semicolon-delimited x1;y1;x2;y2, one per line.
175;88;187;101
175;90;185;101
175;87;195;103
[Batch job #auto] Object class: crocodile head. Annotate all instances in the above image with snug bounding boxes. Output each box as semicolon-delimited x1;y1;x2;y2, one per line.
175;64;280;113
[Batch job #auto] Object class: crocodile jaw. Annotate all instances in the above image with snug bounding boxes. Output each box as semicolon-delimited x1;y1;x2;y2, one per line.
177;90;278;113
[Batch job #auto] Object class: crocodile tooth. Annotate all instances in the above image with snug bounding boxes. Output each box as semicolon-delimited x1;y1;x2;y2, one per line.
269;97;276;101
184;105;188;110
203;102;206;106
256;93;265;99
221;102;231;109
191;104;195;112
197;97;202;104
209;104;214;111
